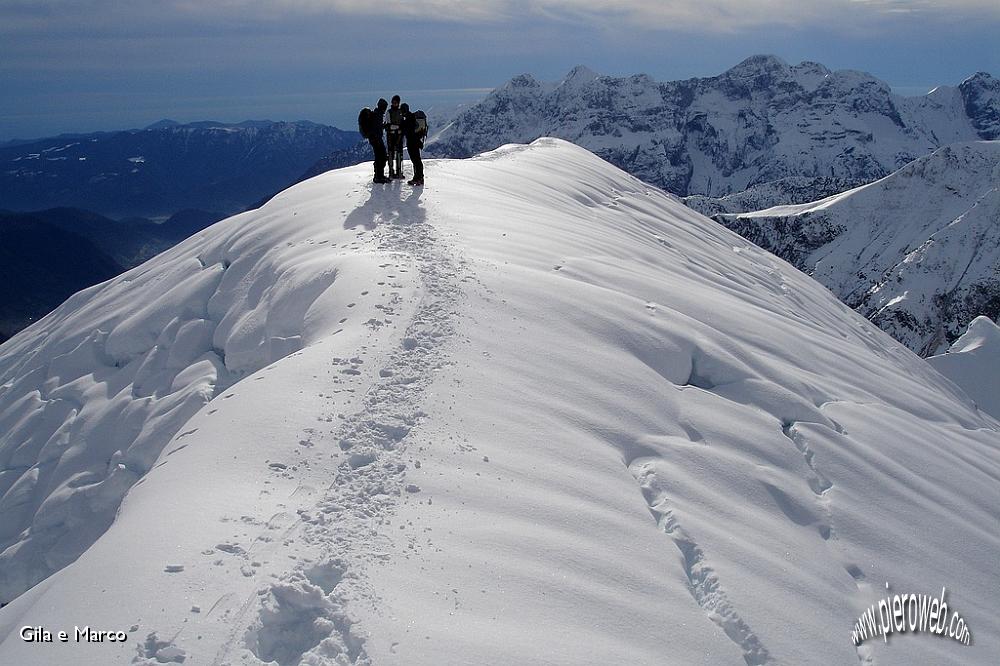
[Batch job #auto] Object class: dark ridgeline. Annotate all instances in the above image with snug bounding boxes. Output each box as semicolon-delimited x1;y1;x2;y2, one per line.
0;120;361;219
0;213;121;339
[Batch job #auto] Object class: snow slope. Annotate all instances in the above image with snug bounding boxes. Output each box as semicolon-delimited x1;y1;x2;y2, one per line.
0;140;998;666
717;141;1000;356
928;316;1000;419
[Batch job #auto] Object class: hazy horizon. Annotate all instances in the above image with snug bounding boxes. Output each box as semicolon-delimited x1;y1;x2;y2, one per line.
0;63;984;143
2;1;999;141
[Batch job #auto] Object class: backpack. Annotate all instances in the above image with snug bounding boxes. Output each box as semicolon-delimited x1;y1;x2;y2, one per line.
414;110;428;137
357;107;372;139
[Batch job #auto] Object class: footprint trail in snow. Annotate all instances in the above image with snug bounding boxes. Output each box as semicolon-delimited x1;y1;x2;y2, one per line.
234;184;467;665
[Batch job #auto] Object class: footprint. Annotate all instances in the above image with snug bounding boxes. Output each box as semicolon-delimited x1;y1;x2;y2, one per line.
304;560;345;594
216;543;246;556
761;482;819;528
845;564;865;581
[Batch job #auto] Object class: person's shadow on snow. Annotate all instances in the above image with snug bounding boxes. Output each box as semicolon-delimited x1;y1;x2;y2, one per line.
343;180;426;231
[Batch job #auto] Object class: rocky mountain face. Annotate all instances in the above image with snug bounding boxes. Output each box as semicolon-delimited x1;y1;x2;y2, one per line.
429;56;999;209
0;121;360;218
683;175;865;217
715;141;1000;356
961;72;1000;140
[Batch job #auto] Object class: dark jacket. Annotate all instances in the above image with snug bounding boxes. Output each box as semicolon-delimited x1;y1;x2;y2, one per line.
401;113;423;148
366;107;385;143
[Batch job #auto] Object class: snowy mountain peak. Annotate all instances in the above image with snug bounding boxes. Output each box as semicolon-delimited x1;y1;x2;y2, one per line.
502;72;543;90
429;56;997;200
820;68;891;92
789;60;832;88
725;54;790;77
961;70;998;88
948;314;1000;354
791;60;831;76
960;71;1000;139
0;141;998;665
561;64;600;85
926;84;956;99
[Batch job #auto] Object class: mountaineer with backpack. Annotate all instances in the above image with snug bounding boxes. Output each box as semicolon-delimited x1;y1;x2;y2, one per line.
385;95;405;180
358;98;389;183
401;103;428;187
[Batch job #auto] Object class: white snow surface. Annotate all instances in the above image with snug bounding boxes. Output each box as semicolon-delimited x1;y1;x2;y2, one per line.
928;316;1000;419
0;139;998;665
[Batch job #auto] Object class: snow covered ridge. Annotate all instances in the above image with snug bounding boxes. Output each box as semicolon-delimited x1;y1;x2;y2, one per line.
716;141;1000;357
928;316;1000;419
428;55;999;205
0;139;998;665
0;195;355;604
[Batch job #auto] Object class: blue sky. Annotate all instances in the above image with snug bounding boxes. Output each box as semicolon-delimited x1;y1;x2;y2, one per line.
1;0;998;140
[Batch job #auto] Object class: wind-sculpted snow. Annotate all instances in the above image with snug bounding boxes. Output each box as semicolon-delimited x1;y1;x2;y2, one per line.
718;141;1000;356
928;316;1000;419
0;194;371;603
0;140;998;665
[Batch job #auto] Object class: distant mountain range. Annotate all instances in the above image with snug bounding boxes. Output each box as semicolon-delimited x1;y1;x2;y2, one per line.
4;60;999;360
417;57;1000;357
1;120;360;218
714;141;1000;356
428;56;999;210
0;120;361;342
0;208;222;339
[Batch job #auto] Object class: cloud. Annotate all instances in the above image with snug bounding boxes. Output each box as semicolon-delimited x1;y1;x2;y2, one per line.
2;0;999;37
162;0;1000;31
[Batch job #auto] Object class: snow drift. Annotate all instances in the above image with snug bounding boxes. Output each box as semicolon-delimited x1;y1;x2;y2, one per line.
0;139;998;665
928;316;1000;419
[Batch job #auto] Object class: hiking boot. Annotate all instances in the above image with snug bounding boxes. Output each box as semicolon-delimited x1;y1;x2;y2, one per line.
407;178;424;187
373;175;390;184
